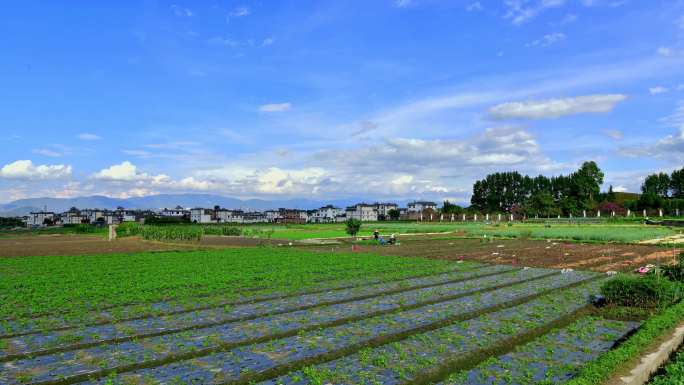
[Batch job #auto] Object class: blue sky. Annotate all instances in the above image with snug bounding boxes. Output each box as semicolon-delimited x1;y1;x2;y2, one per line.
1;0;684;204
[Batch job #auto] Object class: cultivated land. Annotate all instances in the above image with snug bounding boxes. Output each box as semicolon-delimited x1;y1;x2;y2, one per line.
2;222;684;384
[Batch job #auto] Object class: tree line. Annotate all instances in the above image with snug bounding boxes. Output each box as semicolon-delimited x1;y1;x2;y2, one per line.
450;162;684;217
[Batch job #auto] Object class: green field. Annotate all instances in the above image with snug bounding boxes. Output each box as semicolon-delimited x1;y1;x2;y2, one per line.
121;221;679;243
0;245;659;385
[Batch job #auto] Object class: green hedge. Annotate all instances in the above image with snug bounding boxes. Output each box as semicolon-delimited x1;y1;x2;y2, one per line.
566;300;684;385
601;275;682;308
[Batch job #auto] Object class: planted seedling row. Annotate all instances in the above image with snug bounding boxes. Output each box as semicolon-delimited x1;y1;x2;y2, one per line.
0;266;547;380
46;272;599;385
258;278;606;385
438;317;641;385
0;261;489;338
0;264;517;361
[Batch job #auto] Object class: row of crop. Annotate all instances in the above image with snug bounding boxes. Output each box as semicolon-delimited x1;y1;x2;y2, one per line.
0;265;533;363
118;222;267;241
439;317;640;385
564;293;684;384
1;248;459;321
1;261;483;338
8;271;598;385
0;263;501;347
256;277;606;385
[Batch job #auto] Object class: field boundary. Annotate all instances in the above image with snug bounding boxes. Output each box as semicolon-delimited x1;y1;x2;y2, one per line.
615;322;684;385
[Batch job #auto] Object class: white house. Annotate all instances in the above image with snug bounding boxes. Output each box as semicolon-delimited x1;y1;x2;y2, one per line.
346;204;378;222
190;208;215;223
310;205;344;223
160;206;189;217
216;209;243;223
243;212;268;223
26;211;55;227
264;210;282;223
408;201;438;212
373;202;399;218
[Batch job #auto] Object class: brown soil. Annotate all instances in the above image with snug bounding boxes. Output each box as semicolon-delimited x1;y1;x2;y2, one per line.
0;235;194;258
305;237;680;272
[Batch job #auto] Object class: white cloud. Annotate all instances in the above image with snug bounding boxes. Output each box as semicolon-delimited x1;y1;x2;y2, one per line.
32;148;63;157
93;161;147;181
262;37;274;46
93;161;217;191
527;32;566;47
394;0;413;8
603;129;624;140
613;185;628;193
466;2;483;11
662;101;684;128
504;0;566;25
226;6;250;22
657;47;672;57
489;94;627;120
170;4;193;17
649;86;669;95
259;102;292;112
77;133;102;141
0;160;72;180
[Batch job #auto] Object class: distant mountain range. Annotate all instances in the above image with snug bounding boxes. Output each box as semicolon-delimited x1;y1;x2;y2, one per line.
0;194;421;217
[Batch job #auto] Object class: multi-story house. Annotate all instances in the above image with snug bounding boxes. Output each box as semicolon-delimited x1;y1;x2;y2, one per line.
264;210;281;223
345;203;378;222
310;205;344;223
373;202;399;219
160;206;189;218
216;209;244;223
190;208;215;223
26;211;55;227
407;201;438;212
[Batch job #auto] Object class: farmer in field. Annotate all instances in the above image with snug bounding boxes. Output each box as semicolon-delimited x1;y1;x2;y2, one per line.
373;229;379;240
389;233;396;245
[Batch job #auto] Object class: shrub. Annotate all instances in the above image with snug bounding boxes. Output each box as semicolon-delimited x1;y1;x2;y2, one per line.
661;252;684;282
345;218;362;238
601;274;682;308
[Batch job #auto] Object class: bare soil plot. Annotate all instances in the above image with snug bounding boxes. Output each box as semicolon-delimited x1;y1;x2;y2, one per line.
307;237;680;272
0;235;194;258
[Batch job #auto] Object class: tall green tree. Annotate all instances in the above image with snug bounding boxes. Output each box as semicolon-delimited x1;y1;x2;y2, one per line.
671;167;684;198
642;172;671;198
570;161;604;206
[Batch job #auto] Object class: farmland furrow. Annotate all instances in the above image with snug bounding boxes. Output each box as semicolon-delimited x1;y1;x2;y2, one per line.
436;317;641;385
21;271;599;385
2;257;460;322
0;269;570;385
0;265;522;362
0;262;486;337
256;277;607;385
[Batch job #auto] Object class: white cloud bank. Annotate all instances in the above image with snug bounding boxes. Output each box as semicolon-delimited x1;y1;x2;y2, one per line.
259;102;292;112
488;94;627;120
0;160;72;180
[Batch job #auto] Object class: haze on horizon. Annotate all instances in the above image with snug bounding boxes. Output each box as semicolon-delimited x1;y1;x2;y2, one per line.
1;0;684;205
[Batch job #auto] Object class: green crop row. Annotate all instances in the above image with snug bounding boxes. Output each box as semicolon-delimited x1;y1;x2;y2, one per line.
116;222;678;243
565;299;684;385
0;248;458;322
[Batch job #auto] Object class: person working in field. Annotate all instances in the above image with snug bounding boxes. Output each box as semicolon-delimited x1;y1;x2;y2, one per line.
373;229;379;240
